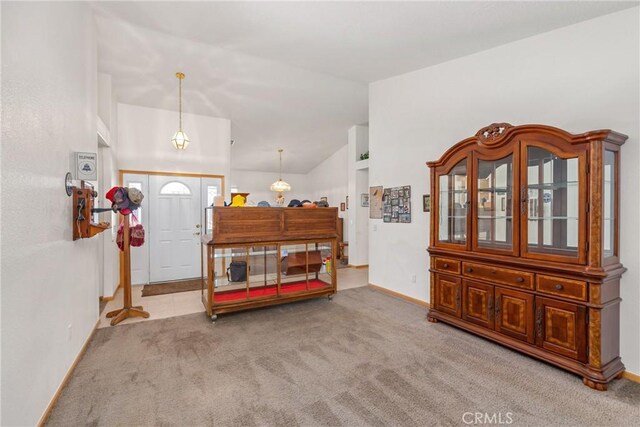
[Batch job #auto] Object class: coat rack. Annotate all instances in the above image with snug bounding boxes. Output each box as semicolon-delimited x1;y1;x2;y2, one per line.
106;213;149;325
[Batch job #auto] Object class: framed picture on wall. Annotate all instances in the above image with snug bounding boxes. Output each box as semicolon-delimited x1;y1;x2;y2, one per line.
423;194;431;212
369;186;383;219
361;193;369;207
340;202;346;211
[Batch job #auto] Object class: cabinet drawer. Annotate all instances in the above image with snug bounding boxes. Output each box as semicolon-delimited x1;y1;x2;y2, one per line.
433;257;461;274
462;262;533;290
536;275;587;302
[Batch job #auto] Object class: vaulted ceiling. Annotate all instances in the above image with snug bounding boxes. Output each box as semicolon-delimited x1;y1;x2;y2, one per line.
92;1;635;173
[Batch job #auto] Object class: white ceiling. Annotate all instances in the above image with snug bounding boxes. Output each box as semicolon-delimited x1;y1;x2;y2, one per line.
92;1;636;173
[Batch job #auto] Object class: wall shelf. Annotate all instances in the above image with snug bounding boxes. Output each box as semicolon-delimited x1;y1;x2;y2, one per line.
355;159;369;170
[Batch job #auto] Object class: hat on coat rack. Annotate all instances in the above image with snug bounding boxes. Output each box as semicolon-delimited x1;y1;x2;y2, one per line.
127;187;144;205
106;186;143;215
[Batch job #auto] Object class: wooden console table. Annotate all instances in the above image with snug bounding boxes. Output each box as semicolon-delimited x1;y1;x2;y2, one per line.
201;207;339;321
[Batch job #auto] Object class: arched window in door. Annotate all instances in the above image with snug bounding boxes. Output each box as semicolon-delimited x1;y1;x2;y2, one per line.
160;181;192;195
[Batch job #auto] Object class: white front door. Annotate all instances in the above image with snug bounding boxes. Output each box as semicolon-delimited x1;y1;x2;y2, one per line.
149;175;201;282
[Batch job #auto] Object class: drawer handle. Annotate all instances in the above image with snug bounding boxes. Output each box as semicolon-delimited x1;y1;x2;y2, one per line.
466;267;473;273
516;277;524;283
554;284;564;291
443;263;449;268
490;270;497;274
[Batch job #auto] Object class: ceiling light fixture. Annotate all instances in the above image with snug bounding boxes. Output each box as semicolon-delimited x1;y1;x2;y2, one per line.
171;72;190;150
270;149;291;193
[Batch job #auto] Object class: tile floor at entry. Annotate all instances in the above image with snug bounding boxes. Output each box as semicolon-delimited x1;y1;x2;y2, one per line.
99;267;369;328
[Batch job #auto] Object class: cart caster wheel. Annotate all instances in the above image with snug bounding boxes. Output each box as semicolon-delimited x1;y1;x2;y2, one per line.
210;314;217;322
328;295;334;301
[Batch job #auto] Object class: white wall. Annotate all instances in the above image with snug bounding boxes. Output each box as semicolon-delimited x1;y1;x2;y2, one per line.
354;169;369;264
307;144;349;208
99;112;120;298
230;170;308;206
347;126;370;266
117;103;231;195
231;145;349;236
1;2;99;425
369;8;640;373
95;73;121;299
97;73;112;129
0;3;4;422
306;145;349;231
231;146;349;235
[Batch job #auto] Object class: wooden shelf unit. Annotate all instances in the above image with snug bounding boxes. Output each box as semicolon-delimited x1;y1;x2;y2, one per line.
427;123;627;391
201;207;339;320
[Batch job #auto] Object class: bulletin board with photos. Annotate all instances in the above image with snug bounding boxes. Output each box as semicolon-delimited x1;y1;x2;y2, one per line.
383;185;411;223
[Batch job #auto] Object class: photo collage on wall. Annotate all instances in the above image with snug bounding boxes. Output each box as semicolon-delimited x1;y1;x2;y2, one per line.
383;185;411;223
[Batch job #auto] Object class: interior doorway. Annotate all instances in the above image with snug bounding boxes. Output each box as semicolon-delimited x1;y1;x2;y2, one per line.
121;171;224;285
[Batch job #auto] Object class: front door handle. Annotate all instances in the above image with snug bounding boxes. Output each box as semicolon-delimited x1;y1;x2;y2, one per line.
194;232;201;236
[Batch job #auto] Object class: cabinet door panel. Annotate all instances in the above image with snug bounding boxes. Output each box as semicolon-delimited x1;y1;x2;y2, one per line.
436;159;469;248
535;297;587;362
463;280;494;329
473;149;519;256
520;142;587;264
495;287;535;343
435;274;462;318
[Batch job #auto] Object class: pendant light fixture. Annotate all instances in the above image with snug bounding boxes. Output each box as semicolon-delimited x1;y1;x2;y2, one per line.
270;149;292;193
171;72;190;150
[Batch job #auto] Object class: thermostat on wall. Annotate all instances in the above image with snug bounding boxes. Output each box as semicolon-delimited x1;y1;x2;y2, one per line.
75;152;97;181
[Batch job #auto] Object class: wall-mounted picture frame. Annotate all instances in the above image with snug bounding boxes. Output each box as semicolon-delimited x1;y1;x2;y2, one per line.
346;195;349;210
361;193;369;207
423;194;431;212
383;185;412;223
369;186;383;219
340;202;346;211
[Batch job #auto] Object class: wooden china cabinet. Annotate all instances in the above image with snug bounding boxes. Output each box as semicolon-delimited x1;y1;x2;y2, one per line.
427;123;627;390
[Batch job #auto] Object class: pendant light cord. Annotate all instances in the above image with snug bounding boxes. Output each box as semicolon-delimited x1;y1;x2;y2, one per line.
179;76;183;131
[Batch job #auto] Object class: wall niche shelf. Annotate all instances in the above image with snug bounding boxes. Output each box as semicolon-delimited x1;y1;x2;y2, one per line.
355;159;369;170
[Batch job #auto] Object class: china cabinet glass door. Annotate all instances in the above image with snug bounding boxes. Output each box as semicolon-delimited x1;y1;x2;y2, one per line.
603;149;617;260
437;159;468;246
474;153;516;254
522;144;586;263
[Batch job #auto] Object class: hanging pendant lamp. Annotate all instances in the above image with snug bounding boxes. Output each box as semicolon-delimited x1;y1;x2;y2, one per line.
270;149;291;192
171;72;190;150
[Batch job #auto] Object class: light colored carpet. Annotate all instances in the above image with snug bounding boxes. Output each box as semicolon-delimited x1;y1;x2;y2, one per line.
47;287;639;426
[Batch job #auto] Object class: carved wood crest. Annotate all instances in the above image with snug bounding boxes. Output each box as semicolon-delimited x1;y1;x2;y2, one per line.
475;123;513;145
